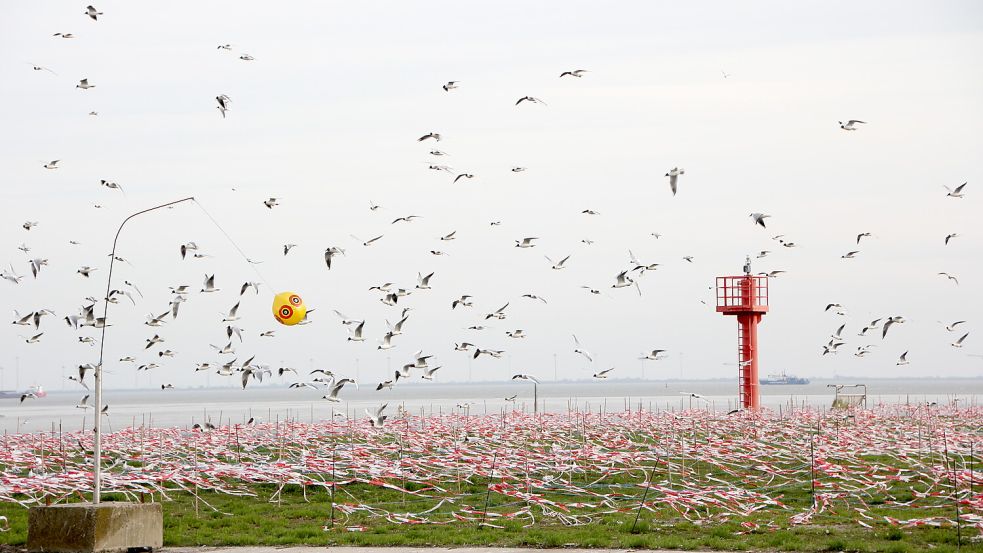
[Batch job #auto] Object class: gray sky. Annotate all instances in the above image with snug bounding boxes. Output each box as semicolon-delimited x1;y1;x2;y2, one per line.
1;0;982;391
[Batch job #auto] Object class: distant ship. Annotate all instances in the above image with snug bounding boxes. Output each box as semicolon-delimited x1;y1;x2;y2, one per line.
0;384;46;400
760;373;809;385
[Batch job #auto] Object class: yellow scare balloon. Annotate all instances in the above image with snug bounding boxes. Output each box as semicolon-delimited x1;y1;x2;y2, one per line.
272;291;306;326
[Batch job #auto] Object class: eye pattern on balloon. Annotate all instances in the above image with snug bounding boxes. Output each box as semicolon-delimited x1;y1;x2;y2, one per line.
272;291;306;325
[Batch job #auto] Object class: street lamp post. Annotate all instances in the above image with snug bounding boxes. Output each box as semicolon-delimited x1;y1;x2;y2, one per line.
93;197;193;503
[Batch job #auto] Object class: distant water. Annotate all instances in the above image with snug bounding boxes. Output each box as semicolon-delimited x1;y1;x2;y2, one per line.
1;378;981;434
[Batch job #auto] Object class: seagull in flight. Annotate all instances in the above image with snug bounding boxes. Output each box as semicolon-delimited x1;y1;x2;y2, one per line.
323;378;357;402
366;404;388;428
896;351;909;365
511;374;540;383
515;237;538;248
944;233;959;245
593;368;614;379
76;78;95;89
84;5;103;20
750;213;770;228
951;333;969;348
881;316;905;339
839;120;866;131
572;334;593;362
639;350;667;361
944;182;967;198
417;132;441;142
442;81;459;91
201;274;219;293
559;69;588;78
941;320;966;332
453;173;475;184
546;255;570;270
516;96;547;106
841;251;860;259
665;167;684;195
938;272;959;285
857;232;872;244
216;94;231;118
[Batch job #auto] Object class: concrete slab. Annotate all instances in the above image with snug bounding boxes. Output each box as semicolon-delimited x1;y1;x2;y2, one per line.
28;502;163;553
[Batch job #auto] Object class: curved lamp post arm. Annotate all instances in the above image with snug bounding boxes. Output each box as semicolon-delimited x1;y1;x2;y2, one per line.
93;196;194;504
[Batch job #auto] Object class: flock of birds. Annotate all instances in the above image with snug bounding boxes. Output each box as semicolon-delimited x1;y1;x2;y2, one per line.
3;4;976;428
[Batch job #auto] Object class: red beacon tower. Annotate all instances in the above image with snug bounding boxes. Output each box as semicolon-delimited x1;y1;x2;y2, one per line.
716;256;769;410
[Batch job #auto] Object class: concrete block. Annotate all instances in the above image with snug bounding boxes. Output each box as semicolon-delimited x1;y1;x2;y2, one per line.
27;502;162;553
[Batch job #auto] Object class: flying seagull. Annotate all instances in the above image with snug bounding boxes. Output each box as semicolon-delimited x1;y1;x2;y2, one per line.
559;69;588;78
84;5;103;21
750;213;770;228
839;120;866;131
665;167;684;195
944;182;967;198
216;94;231;118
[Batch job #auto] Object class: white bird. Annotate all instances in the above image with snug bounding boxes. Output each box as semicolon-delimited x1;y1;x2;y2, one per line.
76;78;95;90
944;182;967;198
421;366;441;380
145;334;164;349
201;274;219;292
452;295;473;309
944;233;959;245
516;96;547;106
515;237;538;248
484;302;509;320
665;167;685;196
222;302;240;322
347;321;366;342
839;120;866;131
750;213;770;228
857;232;872;244
377;332;395;350
417;132;441;142
639;350;667;361
841;251;860;259
324;246;345;269
941;320;966;332
216;94;231;118
323;378;357;402
239;54;255;61
442;81;459;91
952;333;970;348
882;316;905;339
546;255;570;270
506;329;526;339
521;294;547;304
593;368;614;379
572;334;593;362
938;272;959;286
560;69;588;78
263;198;279;209
453;173;475;184
512;373;540;383
416;272;434;289
84;5;103;20
24;332;43;344
365;403;388;428
897;351;909;365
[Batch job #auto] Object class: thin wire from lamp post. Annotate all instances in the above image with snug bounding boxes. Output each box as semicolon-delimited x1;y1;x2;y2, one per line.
93;196;194;504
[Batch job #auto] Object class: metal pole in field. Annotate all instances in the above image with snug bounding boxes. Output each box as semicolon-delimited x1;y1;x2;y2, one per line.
92;197;194;504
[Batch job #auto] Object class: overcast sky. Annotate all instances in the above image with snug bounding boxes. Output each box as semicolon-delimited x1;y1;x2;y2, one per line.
1;0;981;391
